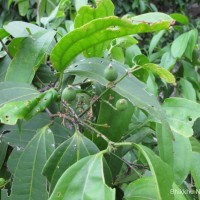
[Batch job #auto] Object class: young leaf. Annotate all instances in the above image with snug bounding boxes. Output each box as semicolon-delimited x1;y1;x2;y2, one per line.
141;63;176;85
5;31;55;83
170;13;189;25
51;13;174;71
134;144;174;200
0;89;57;125
0;81;39;107
8;126;55;200
163;97;200;137
43;131;99;190
49;153;115;200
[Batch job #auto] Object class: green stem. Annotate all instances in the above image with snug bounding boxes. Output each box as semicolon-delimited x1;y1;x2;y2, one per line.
57;72;64;91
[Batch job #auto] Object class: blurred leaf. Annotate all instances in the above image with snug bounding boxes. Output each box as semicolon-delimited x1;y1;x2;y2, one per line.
0;28;9;39
0;56;11;81
171;31;190;58
163;97;200;137
3;21;44;38
5;31;55;83
0;88;57;125
160;51;176;70
170;13;189;25
111;46;125;63
49;153;115;200
74;0;88;11
141;63;176;85
180;78;196;101
149;30;165;54
8;126;55;200
0;142;8;169
43;131;99;190
173;133;192;185
51;13;174;71
18;0;29;16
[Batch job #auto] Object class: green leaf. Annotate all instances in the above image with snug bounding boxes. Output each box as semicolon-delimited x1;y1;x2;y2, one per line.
74;0;114;57
49;153;115;200
18;0;29;16
171;31;190;58
0;82;39;107
0;28;9;40
163;97;200;137
160;51;176;70
0;56;11;82
0;89;57;125
51;13;174;71
124;176;157;200
141;63;176;85
184;29;198;61
180;78;196;101
170;13;189;25
173;133;192;185
8;126;55;200
134;144;174;200
94;91;134;149
5;31;55;83
0;142;8;169
43;131;99;190
66;58;163;120
149;30;165;54
3;21;44;38
111;46;125;63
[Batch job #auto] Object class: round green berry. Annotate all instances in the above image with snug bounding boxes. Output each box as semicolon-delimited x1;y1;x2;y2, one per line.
61;86;76;102
0;178;6;187
104;65;118;82
116;99;128;111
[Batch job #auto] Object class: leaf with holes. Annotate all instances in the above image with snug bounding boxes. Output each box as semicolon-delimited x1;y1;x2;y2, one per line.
0;89;58;125
163;97;200;137
49;152;115;200
51;13;174;71
42;131;99;190
8;126;55;200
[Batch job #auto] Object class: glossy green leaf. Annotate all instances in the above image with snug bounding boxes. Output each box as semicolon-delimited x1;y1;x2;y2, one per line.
134;144;174;200
180;78;196;101
49;153;115;200
141;63;176;85
5;31;55;83
8;126;55;200
74;0;114;57
173;133;192;185
0;142;8;169
124;176;157;200
163;97;200;137
170;13;189;25
51;13;174;71
149;30;165;54
185;29;198;61
0;82;39;107
171;31;190;58
0;88;57;125
3;21;44;38
43;131;99;190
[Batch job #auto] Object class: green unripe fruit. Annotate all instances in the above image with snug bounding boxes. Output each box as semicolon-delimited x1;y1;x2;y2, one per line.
116;99;128;111
61;86;76;102
104;65;118;82
0;178;6;187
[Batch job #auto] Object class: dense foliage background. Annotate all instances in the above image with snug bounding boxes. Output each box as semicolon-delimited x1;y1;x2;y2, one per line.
0;0;200;200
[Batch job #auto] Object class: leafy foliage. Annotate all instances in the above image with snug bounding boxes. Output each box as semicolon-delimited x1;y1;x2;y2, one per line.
0;0;200;200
